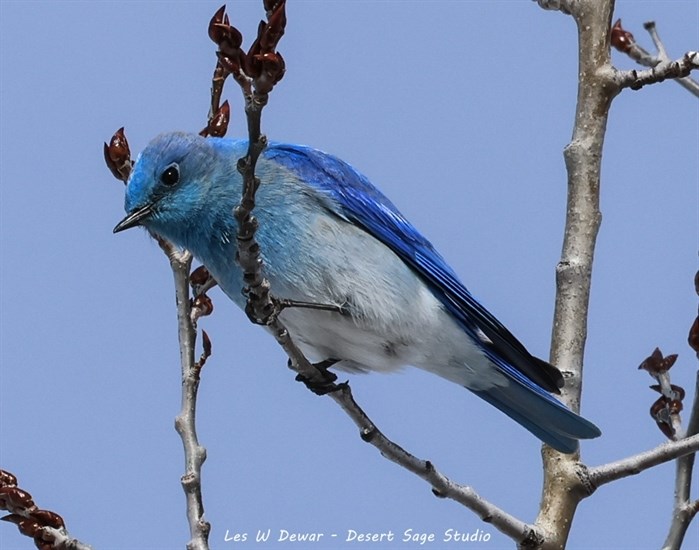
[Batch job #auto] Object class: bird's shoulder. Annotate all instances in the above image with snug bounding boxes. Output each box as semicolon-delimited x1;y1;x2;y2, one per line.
264;142;437;251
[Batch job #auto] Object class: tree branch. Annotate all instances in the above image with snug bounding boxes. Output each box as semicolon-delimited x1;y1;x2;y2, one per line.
159;239;211;550
327;384;542;545
533;0;617;547
586;433;699;488
611;19;699;97
614;51;699;91
663;371;699;549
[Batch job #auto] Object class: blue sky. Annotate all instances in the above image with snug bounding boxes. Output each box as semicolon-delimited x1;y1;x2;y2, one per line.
1;1;697;549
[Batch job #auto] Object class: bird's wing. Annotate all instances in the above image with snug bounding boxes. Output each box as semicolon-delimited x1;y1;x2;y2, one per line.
266;144;563;395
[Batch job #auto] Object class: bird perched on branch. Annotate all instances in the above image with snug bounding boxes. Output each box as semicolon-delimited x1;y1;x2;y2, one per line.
114;131;600;453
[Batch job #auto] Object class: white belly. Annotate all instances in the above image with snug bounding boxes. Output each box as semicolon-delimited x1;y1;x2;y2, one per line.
277;282;504;392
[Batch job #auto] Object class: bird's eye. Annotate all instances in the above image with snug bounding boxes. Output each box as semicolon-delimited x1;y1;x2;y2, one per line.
160;163;180;186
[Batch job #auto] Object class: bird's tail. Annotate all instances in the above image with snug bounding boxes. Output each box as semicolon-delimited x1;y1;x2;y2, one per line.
472;380;601;454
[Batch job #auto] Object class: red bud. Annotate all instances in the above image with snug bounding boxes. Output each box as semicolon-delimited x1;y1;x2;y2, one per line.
638;348;677;375
0;487;35;510
30;509;65;529
190;266;211;286
260;1;286;52
611;19;635;53
104;127;132;182
192;294;214;317
650;397;675;438
0;470;17;488
208;101;230;137
649;383;686;401
202;330;212;359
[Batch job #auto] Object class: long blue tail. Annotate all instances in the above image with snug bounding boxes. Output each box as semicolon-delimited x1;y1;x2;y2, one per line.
472;380;601;454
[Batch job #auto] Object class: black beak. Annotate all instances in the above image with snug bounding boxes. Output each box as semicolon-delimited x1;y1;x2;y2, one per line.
113;203;155;233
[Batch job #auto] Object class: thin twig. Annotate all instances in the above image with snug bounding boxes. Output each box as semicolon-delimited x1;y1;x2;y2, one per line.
612;19;699;97
158;239;211;550
330;384;542;544
663;372;699;550
533;1;615;548
587;433;699;488
615;51;699;91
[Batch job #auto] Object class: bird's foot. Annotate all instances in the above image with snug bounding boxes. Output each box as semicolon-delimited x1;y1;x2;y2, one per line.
293;359;341;395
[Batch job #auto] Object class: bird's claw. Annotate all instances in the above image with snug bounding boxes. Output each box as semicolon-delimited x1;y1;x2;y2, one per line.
293;359;340;395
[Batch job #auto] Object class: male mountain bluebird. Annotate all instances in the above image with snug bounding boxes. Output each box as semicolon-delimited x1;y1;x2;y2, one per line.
114;132;600;453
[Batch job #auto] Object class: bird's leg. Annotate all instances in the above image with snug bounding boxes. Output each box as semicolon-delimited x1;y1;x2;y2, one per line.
245;295;347;326
275;297;345;315
292;358;342;396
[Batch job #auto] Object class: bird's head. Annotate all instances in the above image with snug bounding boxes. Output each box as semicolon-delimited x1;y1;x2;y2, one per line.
113;132;236;242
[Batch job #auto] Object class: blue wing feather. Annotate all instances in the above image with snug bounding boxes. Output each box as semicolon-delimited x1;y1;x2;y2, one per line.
266;144;564;397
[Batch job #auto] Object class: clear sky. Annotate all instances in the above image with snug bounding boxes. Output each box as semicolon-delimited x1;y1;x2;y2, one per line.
1;1;697;549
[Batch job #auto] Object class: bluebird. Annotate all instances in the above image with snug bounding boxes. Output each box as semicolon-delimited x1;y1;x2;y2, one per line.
114;132;600;453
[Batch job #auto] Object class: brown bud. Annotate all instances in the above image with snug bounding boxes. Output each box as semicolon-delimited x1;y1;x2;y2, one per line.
209;6;243;51
611;19;635;53
668;399;683;415
202;330;212;359
688;316;699;355
208;5;227;43
260;0;286;52
1;514;41;537
104;127;133;182
0;513;23;526
30;509;65;529
190;266;211;286
217;51;243;76
0;487;35;510
263;0;282;13
246;32;263;79
261;51;285;80
650;397;675;438
208;101;230;138
0;470;17;488
192;293;214;317
638;348;677;375
649;383;685;402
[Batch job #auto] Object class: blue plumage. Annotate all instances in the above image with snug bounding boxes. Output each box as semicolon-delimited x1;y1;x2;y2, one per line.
115;132;600;453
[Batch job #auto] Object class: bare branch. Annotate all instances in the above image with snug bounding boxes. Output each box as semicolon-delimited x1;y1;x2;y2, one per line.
534;0;616;547
686;373;699;441
663;372;699;549
615;51;699;91
256;315;539;542
663;500;699;550
612;19;699;97
587;433;699;489
325;384;541;545
155;239;211;550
